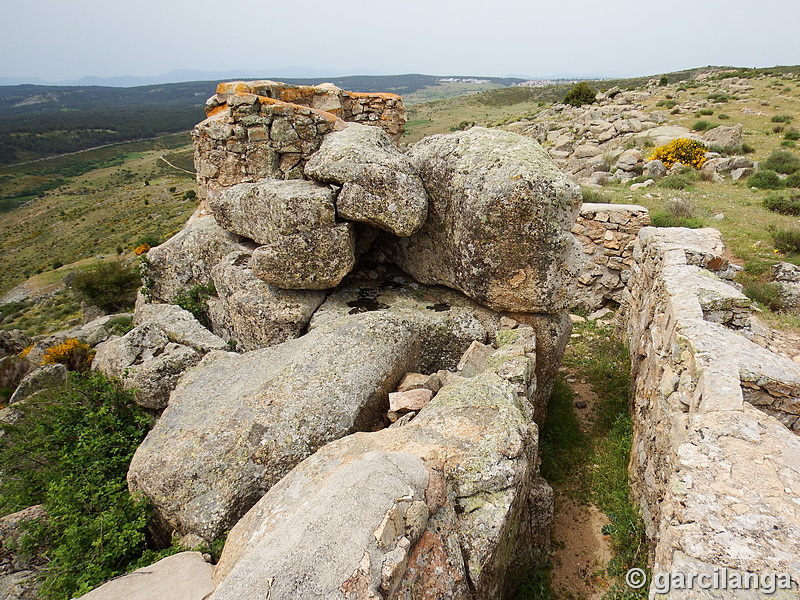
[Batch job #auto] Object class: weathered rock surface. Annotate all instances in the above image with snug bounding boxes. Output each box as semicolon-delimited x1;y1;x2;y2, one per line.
307;267;498;372
620;226;800;596
8;363;67;404
143;207;252;304
209;337;552;600
702;123;743;152
93;304;226;409
382;127;582;313
0;505;47;600
92;323;203;410
0;331;31;359
210;251;325;351
770;261;800;313
127;311;421;542
207;179;337;245
304;123;428;237
250;222;356;289
77;552;215;600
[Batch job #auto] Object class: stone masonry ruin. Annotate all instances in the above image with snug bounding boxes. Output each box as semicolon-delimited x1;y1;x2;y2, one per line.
79;80;800;599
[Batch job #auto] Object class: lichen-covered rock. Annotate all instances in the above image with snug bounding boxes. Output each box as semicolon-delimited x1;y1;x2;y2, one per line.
133;303;228;354
92;323;203;410
207;179;337;245
143;207;252;304
209;338;552;600
382;127;582;313
77;552;215;600
210;251;325;351
0;505;47;600
250;223;355;290
770;261;800;313
304;123;428;237
127;311;421;543
0;331;31;359
8;364;67;404
307;267;497;372
702;123;743;152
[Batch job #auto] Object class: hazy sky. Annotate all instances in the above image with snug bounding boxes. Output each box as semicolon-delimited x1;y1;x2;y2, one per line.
3;0;799;81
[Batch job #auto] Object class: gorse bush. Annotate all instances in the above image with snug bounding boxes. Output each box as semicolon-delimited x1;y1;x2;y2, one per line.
747;170;784;189
563;82;597;107
41;338;94;371
71;261;140;313
763;150;800;174
0;372;154;599
649;138;707;169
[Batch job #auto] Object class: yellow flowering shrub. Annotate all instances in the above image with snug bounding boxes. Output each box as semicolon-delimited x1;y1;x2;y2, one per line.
649;138;707;169
18;344;34;359
133;244;151;256
42;338;95;372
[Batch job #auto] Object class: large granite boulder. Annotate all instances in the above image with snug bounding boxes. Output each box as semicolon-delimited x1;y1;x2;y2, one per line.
702;123;743;152
382;127;582;313
307;267;498;372
210;251;326;351
206;179;337;245
0;506;48;600
93;305;227;409
304;123;428;237
250;222;356;290
209;337;552;600
127;311;421;543
77;552;214;600
143;207;252;304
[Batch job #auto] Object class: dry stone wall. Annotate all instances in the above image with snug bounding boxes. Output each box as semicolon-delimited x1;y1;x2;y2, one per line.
571;202;650;311
619;226;800;597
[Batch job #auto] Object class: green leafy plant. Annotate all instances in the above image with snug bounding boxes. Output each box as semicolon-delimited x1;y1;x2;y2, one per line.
71;261;140;313
657;171;700;190
173;283;216;328
747;170;784;189
563;82;597;107
0;372;158;599
785;130;800;141
692;120;715;132
742;281;783;311
786;172;800;188
772;115;793;123
655;99;677;109
695;109;714;116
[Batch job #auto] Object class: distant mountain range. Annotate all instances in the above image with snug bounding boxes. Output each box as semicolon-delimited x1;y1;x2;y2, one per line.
0;68;527;88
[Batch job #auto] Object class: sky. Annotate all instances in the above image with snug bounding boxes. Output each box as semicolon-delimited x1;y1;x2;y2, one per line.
2;0;799;83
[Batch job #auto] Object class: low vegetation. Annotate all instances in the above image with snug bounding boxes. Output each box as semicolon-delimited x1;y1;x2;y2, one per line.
563;82;597;107
648;138;707;169
71;261;141;313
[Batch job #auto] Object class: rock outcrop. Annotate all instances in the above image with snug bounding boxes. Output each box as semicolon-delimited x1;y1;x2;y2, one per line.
207;331;552;600
128;311;421;542
382;127;582;313
304;123;428;237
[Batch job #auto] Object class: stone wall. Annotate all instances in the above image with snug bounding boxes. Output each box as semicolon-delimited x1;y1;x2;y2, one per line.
619;226;800;597
194;80;406;199
571;202;650;311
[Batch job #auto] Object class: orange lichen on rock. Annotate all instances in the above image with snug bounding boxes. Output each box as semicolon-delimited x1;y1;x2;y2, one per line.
345;91;402;102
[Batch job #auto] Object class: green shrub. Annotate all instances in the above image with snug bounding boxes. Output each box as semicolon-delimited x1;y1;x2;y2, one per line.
563;82;597;107
742;281;783;311
136;233;161;247
692;120;715;131
706;93;730;103
786;130;800;141
747;170;784;189
650;211;703;228
717;113;730;120
696;108;714;116
71;261;140;313
763;194;800;215
742;142;755;153
656;99;677;109
0;372;157;599
173;283;216;328
763;150;800;174
771;227;800;253
659;75;669;86
658;171;700;190
783;141;798;148
786;172;800;188
182;189;197;201
772;115;793;123
580;187;610;204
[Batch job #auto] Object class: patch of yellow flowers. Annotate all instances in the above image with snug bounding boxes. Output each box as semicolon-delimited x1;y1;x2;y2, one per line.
649;138;707;169
42;338;95;371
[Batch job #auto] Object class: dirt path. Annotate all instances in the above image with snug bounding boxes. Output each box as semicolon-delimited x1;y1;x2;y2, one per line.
548;369;613;600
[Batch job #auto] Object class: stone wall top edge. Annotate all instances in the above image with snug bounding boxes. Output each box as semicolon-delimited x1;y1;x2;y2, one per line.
579;202;649;213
